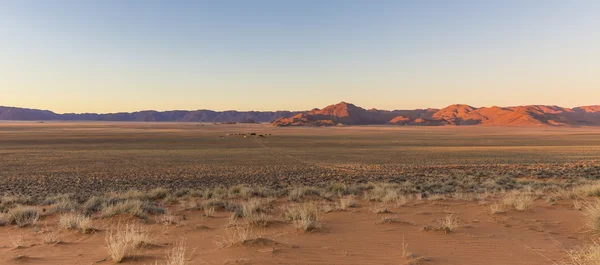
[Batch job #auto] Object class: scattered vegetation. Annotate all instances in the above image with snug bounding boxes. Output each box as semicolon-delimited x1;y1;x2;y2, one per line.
502;192;535;211
164;240;190;265
105;223;152;263
438;215;460;233
568;241;600;265
489;203;505;215
7;206;39;227
59;213;94;234
282;203;320;232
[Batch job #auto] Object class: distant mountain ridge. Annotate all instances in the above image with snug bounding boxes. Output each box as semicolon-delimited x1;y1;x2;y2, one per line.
2;102;600;126
0;106;301;123
272;102;600;126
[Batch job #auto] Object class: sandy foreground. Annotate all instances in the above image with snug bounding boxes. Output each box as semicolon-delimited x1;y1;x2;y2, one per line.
0;197;588;265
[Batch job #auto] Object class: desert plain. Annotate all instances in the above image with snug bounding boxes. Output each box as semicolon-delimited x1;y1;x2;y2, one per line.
1;122;600;264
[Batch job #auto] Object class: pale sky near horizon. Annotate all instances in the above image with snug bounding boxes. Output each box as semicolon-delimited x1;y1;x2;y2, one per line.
1;0;599;113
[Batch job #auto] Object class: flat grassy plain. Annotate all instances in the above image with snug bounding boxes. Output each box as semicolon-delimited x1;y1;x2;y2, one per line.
1;122;600;199
2;122;600;264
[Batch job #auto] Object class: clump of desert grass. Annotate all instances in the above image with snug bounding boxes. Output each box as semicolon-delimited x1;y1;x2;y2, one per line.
43;230;61;244
214;224;259;248
372;206;392;214
575;183;600;198
6;206;39;227
203;207;216;217
568;241;600;265
105;223;152;263
156;214;179;226
45;195;79;214
282;203;320;232
59;213;94;234
8;233;25;248
583;200;600;233
163;240;191;265
100;199;164;219
0;214;7;226
339;196;358;210
488;203;505;215
574;199;583;211
235;198;271;227
287;186;320;202
0;195;35;212
502;191;535;211
438;215;460;233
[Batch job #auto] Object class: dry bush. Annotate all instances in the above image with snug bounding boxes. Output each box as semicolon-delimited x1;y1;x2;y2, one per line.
502;192;534;211
373;207;392;214
157;214;179;226
574;200;583;211
584;201;600;233
7;206;39;227
100;199;164;219
214;224;257;248
204;207;215;217
148;188;169;200
244;211;269;227
568;241;600;265
489;203;505;215
179;199;200;211
239;199;270;227
439;215;460;233
164;240;189;265
83;196;104;216
427;194;447;201
339;196;358;210
43;231;61;244
364;184;398;202
283;203;320;232
288;187;306;202
0;214;7;226
105;223;152;263
59;213;94;234
575;183;600;197
9;233;25;248
0;195;34;212
47;197;79;214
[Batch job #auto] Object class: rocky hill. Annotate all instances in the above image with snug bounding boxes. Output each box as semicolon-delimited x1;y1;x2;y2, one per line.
3;102;600;126
272;102;600;126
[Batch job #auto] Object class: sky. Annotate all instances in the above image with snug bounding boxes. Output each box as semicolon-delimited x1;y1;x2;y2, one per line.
1;0;599;113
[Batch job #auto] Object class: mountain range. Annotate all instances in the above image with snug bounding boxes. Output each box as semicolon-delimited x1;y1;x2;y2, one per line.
2;102;600;126
272;102;600;126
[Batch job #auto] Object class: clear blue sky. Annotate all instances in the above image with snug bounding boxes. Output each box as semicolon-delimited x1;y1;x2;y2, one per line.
1;0;599;113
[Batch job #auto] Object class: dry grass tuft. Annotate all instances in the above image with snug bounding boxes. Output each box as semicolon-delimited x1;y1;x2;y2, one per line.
157;214;179;226
339;196;358;210
373;207;392;214
438;215;460;233
502;192;534;211
105;223;152;263
489;203;505;215
7;206;39;227
43;231;61;244
59;213;94;234
214;224;258;248
574;200;583;211
204;207;216;217
164;240;190;265
584;200;600;233
9;233;25;248
568;241;600;265
0;214;7;226
282;203;320;232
